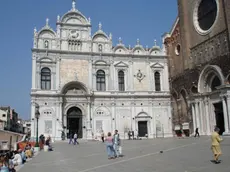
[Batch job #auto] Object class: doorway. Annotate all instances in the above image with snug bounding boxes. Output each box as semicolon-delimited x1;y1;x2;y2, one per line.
138;121;148;137
213;102;225;135
67;107;83;138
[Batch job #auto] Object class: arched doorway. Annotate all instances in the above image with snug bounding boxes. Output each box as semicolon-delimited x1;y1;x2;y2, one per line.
67;107;83;138
205;71;224;135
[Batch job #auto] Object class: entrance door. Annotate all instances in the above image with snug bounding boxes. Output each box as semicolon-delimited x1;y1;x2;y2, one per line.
138;121;148;137
213;102;225;135
67;107;83;138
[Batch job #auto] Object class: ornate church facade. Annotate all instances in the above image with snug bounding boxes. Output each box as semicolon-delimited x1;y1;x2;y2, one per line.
30;1;172;140
164;0;230;136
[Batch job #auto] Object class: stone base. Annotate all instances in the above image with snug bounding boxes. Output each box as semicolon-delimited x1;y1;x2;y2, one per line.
34;147;40;152
222;132;230;136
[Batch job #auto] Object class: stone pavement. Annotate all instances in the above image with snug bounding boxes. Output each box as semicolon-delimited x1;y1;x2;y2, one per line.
18;137;230;172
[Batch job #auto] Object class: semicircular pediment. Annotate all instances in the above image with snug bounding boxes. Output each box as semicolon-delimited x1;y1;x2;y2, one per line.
61;11;89;25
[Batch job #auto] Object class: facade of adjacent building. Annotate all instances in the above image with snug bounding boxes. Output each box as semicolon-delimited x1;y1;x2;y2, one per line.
30;1;173;140
163;0;230;135
0;107;23;133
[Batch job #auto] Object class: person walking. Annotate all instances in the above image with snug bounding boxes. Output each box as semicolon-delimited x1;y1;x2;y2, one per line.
113;130;121;158
211;127;223;164
73;132;79;145
101;130;105;143
194;128;200;137
69;133;73;144
105;132;115;159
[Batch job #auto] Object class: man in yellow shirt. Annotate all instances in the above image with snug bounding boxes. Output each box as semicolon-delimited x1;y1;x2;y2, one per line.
211;127;223;164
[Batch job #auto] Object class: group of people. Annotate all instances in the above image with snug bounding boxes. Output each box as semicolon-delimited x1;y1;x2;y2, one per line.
39;134;53;151
105;130;122;159
68;132;79;145
0;143;34;172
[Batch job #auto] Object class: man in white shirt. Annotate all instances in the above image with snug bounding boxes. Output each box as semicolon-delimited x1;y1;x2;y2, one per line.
12;150;22;166
73;132;79;145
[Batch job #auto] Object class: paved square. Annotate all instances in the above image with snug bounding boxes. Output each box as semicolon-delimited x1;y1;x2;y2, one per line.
19;137;230;172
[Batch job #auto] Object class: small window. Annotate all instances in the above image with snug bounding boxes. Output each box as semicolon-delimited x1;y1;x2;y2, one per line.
118;70;125;91
2;114;6;117
175;44;181;55
154;72;161;91
41;67;51;90
96;70;106;91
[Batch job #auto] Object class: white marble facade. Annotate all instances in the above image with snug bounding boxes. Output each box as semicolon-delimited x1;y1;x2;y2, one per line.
30;1;172;140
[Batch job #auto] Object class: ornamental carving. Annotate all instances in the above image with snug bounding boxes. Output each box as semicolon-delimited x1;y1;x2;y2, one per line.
134;69;146;82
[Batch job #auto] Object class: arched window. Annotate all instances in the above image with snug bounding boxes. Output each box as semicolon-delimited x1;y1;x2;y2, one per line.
118;70;125;91
96;70;106;91
41;67;51;90
154;72;161;91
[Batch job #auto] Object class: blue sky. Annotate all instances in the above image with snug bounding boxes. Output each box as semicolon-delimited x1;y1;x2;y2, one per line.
0;0;177;120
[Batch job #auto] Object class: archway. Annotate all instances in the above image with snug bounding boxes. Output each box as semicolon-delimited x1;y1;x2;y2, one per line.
67;107;83;138
198;65;224;135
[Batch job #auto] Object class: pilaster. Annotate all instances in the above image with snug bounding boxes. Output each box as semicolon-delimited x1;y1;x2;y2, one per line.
32;55;36;89
198;100;204;134
204;98;211;135
195;101;200;129
191;103;196;133
221;96;229;133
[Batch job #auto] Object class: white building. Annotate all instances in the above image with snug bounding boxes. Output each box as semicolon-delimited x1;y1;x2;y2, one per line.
30;1;172;140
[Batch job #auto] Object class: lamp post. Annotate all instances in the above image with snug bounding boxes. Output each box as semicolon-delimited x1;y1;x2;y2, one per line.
35;104;40;148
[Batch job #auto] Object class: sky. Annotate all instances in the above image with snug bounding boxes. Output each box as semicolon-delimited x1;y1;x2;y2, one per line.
0;0;177;120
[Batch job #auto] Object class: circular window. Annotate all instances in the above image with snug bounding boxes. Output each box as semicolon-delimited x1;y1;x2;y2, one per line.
175;44;181;55
193;0;218;35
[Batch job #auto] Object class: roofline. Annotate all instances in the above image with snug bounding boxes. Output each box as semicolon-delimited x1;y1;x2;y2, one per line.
169;17;179;36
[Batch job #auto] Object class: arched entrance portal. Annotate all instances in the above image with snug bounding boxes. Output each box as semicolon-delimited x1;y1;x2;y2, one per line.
67;107;83;138
198;65;225;135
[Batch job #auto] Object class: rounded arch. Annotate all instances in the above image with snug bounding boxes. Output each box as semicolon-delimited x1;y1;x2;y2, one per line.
37;28;56;38
67;106;82;116
92;32;109;41
132;46;145;54
61;81;89;94
61;11;89;24
113;45;128;54
64;104;86;116
198;65;224;93
180;88;188;99
136;111;149;117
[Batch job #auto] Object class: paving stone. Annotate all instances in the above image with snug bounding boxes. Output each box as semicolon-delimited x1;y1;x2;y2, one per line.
18;137;230;172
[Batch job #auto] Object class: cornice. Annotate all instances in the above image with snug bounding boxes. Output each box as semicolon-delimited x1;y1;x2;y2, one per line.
31;48;167;59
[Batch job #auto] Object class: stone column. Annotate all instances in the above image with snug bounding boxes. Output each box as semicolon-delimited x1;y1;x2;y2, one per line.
56;57;60;90
106;74;109;91
225;94;230;131
152;106;156;138
198;101;204;134
204;99;211;135
87;102;92;139
88;60;92;89
110;61;114;90
222;96;229;133
92;73;96;90
195;101;200;129
167;105;173;136
32;55;36;89
111;103;116;131
129;61;133;91
191;103;196;134
31;102;35;139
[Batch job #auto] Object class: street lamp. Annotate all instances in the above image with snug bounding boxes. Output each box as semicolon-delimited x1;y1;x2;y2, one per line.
35;104;40;148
